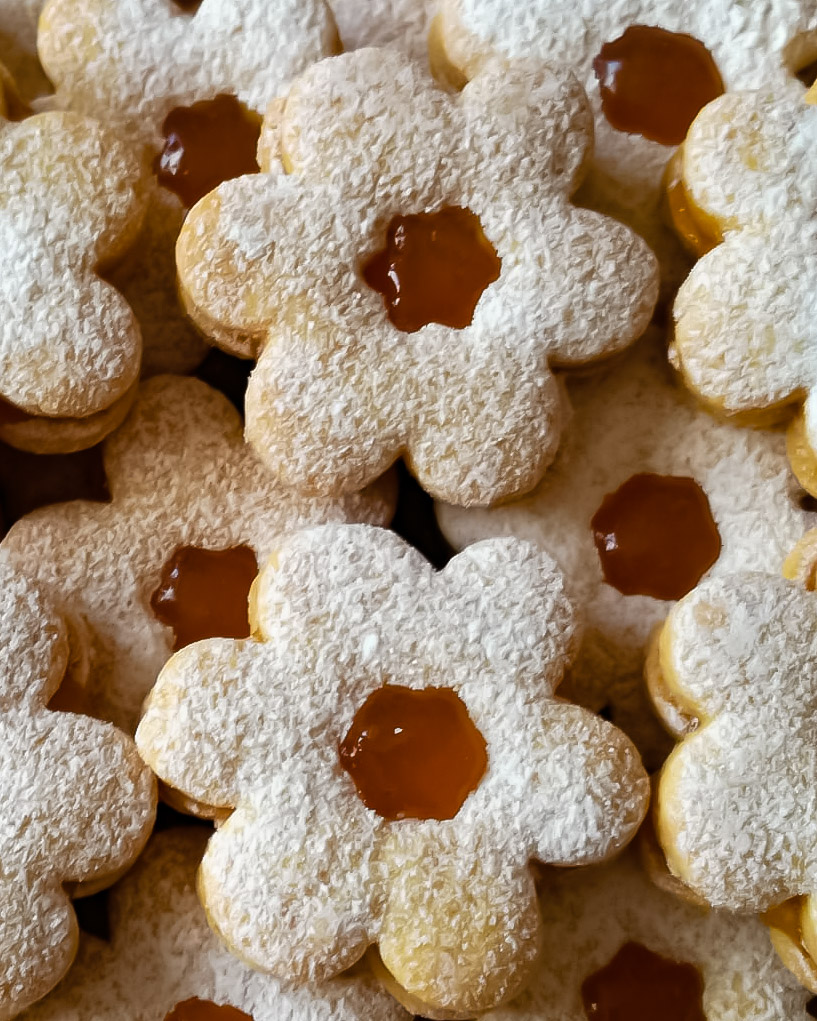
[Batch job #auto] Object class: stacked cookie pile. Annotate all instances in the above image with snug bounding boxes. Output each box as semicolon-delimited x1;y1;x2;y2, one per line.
1;1;817;1019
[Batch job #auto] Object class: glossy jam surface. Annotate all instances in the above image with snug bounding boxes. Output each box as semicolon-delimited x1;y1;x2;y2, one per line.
150;545;258;651
593;25;724;145
582;942;705;1021
172;0;203;9
664;150;720;258
362;206;501;333
155;94;262;208
164;1000;252;1021
591;473;721;600
338;685;487;820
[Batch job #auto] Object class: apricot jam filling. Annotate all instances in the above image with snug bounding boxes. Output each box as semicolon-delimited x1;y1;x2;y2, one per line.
150;544;258;650
338;684;487;820
155;94;262;208
582;942;705;1021
362;206;501;332
593;25;724;145
591;473;721;600
164;1000;252;1021
664;149;721;258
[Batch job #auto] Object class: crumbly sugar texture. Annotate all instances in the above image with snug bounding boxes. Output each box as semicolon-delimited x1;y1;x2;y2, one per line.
20;828;411;1021
654;572;817;913
0;110;149;454
0;375;395;735
671;86;817;489
432;0;817;299
330;0;435;60
436;330;817;771
37;0;341;375
177;48;658;506
136;524;650;1018
480;850;809;1021
0;563;156;1020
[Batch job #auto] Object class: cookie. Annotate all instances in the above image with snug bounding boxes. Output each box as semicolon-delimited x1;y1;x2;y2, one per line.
177;48;658;506
0;110;150;454
136;523;650;1018
430;0;817;301
38;0;341;375
0;562;157;1019
648;570;817;917
436;330;817;771
0;375;396;735
21;827;412;1021
331;0;434;60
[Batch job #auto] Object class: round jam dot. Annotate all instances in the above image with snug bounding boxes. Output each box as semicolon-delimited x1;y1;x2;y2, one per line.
150;544;258;651
164;1000;253;1021
591;473;721;600
338;685;488;821
155;94;262;209
362;205;501;333
592;25;725;145
582;942;705;1021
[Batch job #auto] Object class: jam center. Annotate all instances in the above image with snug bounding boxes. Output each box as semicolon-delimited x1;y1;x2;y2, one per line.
338;685;487;821
155;94;262;209
664;150;720;258
362;206;501;333
150;545;258;651
582;942;705;1021
591;473;721;600
164;1000;253;1021
593;25;725;145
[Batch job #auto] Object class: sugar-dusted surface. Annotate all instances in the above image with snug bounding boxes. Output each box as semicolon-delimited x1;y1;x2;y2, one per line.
0;564;156;1020
331;0;435;60
137;524;649;1015
21;828;411;1021
0;376;395;734
657;573;817;911
178;49;658;505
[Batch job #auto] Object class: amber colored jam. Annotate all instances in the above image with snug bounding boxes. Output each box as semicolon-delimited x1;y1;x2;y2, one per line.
155;94;262;209
362;206;501;333
592;25;724;145
582;942;705;1021
797;58;817;89
664;149;720;258
338;685;488;820
591;473;721;600
171;0;203;9
150;545;258;651
164;999;253;1021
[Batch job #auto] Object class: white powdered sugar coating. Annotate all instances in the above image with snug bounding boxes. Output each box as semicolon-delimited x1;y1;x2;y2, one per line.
178;49;658;506
0;564;156;1020
436;332;817;769
21;828;411;1021
0;111;147;420
434;0;817;294
672;88;817;419
0;376;395;735
484;850;810;1021
331;0;435;60
657;572;817;911
136;524;649;1015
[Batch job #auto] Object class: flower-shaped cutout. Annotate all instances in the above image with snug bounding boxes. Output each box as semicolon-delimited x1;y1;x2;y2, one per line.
431;0;817;297
436;331;817;771
177;49;658;505
38;0;340;375
0;111;149;453
136;524;650;1018
0;563;156;1019
21;828;411;1021
0;375;395;734
650;570;817;914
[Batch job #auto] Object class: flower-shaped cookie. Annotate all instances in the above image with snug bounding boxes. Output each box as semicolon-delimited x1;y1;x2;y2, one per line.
332;0;434;60
177;49;658;506
22;828;411;1021
650;571;817;914
0;375;395;734
136;524;650;1018
436;331;817;771
0;563;156;1019
670;88;817;478
38;0;340;375
0;111;149;453
431;0;817;298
